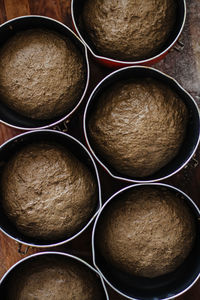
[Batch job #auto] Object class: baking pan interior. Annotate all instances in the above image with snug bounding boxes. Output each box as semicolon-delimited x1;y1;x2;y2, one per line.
0;16;87;129
85;67;200;182
93;185;200;300
0;253;107;298
72;0;185;61
0;130;100;247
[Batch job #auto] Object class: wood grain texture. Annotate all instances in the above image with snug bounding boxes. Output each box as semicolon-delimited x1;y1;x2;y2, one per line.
4;0;30;19
156;0;200;102
0;124;21;145
0;0;199;299
0;0;7;23
29;0;62;22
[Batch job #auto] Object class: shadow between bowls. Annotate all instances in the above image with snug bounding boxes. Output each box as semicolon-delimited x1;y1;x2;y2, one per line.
92;183;200;300
0;251;109;299
83;66;200;183
0;15;90;131
71;0;186;68
0;130;101;248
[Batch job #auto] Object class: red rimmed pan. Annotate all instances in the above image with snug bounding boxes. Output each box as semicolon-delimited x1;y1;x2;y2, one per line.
71;0;186;68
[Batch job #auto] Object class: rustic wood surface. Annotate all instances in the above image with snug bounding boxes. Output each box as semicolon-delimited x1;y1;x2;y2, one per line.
0;0;199;299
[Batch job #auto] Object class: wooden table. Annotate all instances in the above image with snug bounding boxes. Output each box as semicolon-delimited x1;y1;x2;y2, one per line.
0;0;200;299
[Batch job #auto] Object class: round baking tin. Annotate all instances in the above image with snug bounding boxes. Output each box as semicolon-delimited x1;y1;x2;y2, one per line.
0;252;109;299
0;15;90;131
92;183;200;300
71;0;186;68
0;130;101;248
83;66;200;183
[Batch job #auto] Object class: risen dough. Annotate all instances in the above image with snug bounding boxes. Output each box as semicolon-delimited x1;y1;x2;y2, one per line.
0;29;86;119
89;78;188;178
3;256;105;300
1;142;97;240
96;186;196;278
83;0;177;61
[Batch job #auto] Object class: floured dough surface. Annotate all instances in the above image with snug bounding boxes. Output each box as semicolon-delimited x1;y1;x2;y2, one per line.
83;0;177;61
0;29;86;119
1;142;97;240
96;186;196;278
89;78;188;178
3;256;105;300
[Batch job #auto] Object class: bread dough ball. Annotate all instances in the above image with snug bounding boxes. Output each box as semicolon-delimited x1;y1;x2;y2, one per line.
0;29;86;119
83;0;177;61
1;142;97;240
96;186;196;278
89;78;188;178
3;256;105;300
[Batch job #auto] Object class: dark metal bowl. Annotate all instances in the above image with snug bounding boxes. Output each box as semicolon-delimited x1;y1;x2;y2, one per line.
71;0;186;68
0;15;90;130
92;183;200;300
0;252;109;299
0;130;101;248
84;66;200;183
